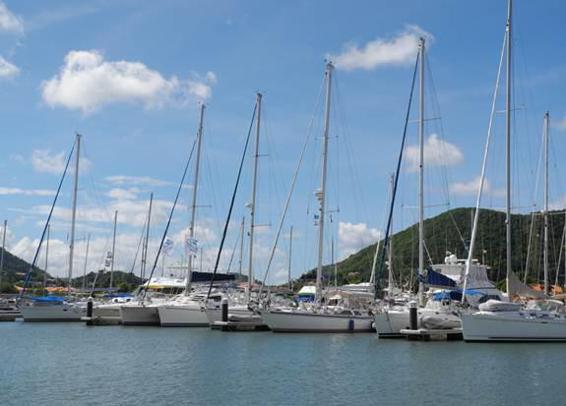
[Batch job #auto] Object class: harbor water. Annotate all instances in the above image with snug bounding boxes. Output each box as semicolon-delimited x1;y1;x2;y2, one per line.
1;321;564;405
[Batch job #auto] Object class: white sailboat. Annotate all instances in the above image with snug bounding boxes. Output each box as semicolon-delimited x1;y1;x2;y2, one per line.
461;0;566;342
261;62;374;333
21;134;86;322
158;104;211;327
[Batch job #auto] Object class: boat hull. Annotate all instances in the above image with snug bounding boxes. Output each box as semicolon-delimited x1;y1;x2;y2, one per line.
20;304;84;322
374;308;461;338
120;305;160;326
462;312;566;342
158;305;209;327
262;310;374;333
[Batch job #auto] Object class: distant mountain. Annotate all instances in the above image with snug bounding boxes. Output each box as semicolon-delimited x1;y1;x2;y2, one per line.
0;248;48;293
72;270;143;292
299;208;566;289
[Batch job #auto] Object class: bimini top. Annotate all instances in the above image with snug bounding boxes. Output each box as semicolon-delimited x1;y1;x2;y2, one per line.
30;296;66;303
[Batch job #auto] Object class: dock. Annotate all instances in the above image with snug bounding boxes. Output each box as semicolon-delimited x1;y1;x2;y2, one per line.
211;320;270;332
400;328;463;341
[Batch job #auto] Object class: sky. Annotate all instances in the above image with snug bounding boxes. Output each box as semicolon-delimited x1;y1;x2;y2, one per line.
0;0;565;284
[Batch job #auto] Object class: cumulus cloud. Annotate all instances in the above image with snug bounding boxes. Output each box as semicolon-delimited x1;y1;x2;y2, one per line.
41;50;217;113
0;187;55;197
105;175;174;187
106;188;139;201
329;25;432;71
338;221;381;259
0;56;19;77
450;176;505;197
405;133;463;172
0;2;23;34
31;149;91;175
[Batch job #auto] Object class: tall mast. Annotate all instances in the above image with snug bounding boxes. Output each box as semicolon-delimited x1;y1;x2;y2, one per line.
109;210;118;290
505;0;513;296
388;173;395;293
288;225;293;290
141;193;153;281
543;111;549;294
186;103;206;295
332;236;337;288
247;93;262;301
238;216;245;276
316;62;334;303
418;38;425;305
67;133;81;295
82;233;90;291
0;219;6;291
44;224;49;290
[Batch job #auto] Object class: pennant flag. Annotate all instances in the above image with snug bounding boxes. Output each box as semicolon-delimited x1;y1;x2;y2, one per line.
163;237;175;255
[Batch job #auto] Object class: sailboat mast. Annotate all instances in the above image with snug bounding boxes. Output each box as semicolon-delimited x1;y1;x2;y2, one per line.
332;236;337;288
238;216;245;276
109;210;118;290
82;233;90;291
316;62;334;303
505;0;513;297
67;133;81;295
186;103;206;295
418;38;425;305
543;111;549;294
141;193;153;281
44;224;49;290
247;93;262;300
388;173;395;293
288;225;293;290
0;219;6;290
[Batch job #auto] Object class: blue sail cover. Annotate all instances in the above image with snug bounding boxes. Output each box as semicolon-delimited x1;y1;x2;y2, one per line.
30;296;66;303
419;268;457;288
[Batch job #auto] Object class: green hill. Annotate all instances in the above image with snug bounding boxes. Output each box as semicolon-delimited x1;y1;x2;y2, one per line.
0;248;48;293
72;270;143;292
300;208;566;289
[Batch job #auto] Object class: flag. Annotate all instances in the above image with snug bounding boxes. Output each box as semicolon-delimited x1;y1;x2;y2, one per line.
185;236;198;255
163;237;175;255
104;251;113;268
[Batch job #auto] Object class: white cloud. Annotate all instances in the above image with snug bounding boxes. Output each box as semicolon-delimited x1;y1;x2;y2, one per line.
450;176;506;198
0;56;19;77
0;2;23;34
106;188;139;201
31;149;91;175
338;221;381;259
105;175;174;187
556;116;566;131
405;133;464;172
0;187;55;197
329;25;432;71
41;50;216;113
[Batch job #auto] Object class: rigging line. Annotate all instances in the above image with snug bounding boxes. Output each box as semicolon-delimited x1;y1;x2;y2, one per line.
206;103;257;299
142;138;197;301
129;216;148;275
225;225;240;273
374;53;419;299
462;28;507;301
19;140;76;300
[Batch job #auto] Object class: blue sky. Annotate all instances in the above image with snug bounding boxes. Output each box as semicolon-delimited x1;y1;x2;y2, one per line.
0;0;565;283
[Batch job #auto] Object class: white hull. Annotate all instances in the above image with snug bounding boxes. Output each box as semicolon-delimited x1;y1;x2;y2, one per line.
84;304;122;325
462;312;566;342
262;310;374;333
21;304;85;322
158;305;209;327
120;305;159;326
374;308;461;337
205;306;263;325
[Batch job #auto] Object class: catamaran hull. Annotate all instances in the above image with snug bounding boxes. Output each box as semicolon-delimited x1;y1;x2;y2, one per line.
205;307;265;325
262;310;374;333
120;305;160;326
20;304;85;322
462;313;566;342
158;305;209;327
83;305;122;325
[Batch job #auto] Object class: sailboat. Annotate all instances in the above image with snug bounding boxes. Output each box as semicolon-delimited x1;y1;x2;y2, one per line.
461;0;566;342
204;93;268;329
373;38;476;337
20;134;86;322
158;104;211;327
261;62;374;333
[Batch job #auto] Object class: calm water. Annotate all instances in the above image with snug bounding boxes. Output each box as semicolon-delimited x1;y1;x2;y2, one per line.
1;321;564;405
